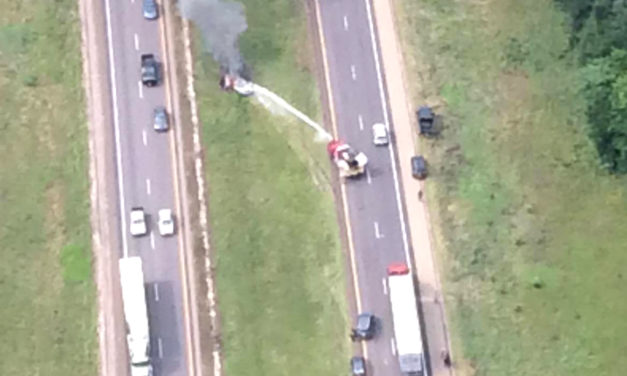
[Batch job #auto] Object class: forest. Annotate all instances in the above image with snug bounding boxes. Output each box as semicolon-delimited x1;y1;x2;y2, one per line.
558;0;627;172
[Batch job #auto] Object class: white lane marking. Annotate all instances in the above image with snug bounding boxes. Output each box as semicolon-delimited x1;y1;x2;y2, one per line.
363;0;411;265
350;65;357;80
134;33;139;51
138;81;144;99
104;0;129;257
391;338;396;355
358;114;364;131
382;277;388;295
366;169;372;185
142;129;147;146
154;283;160;301
146;178;151;195
150;232;156;250
374;221;382;239
158;337;164;358
343;15;349;30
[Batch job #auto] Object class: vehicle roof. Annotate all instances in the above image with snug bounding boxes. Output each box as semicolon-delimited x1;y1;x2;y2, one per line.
357;312;373;329
417;106;433;119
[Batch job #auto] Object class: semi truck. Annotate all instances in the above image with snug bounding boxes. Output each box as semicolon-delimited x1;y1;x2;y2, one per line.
119;257;153;376
387;263;426;376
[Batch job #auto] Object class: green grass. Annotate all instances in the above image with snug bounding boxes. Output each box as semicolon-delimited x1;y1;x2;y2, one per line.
394;0;627;375
192;0;350;374
0;1;95;375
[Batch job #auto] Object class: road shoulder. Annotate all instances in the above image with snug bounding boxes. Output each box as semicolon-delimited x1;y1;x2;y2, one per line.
78;0;128;374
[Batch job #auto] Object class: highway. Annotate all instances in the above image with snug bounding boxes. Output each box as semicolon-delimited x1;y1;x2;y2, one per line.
102;0;188;375
316;0;420;374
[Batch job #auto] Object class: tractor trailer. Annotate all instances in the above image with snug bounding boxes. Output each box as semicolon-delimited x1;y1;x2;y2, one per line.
119;257;153;376
387;263;426;376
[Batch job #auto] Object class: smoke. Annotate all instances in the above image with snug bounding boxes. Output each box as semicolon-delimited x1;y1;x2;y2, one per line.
179;0;247;75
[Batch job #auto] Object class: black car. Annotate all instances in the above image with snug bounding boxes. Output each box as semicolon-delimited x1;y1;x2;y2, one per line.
411;155;427;180
352;313;376;340
350;356;367;375
153;106;169;132
141;54;159;87
416;106;435;136
142;0;159;20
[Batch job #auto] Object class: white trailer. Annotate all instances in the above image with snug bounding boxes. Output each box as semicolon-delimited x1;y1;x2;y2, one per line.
119;257;153;376
387;263;426;376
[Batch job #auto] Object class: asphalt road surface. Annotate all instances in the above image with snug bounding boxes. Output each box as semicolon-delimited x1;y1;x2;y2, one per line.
102;0;187;375
317;0;421;374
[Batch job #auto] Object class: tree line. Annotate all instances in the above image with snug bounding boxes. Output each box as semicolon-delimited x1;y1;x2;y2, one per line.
557;0;627;172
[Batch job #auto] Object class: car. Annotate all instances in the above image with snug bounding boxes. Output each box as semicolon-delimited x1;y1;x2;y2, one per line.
352;313;376;340
158;209;175;236
130;207;147;236
141;54;159;87
411;155;427;180
153;106;169;132
350;356;367;375
372;122;389;146
142;0;159;20
416;106;436;136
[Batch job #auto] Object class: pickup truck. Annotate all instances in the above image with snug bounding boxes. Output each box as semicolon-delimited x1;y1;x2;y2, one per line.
141;54;159;87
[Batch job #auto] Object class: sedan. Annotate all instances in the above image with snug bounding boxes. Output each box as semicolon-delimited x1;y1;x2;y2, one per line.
142;0;159;20
158;209;175;236
153;106;169;132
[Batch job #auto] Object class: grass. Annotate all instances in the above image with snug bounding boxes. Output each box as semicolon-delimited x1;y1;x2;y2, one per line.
191;0;350;374
0;1;95;375
394;0;627;375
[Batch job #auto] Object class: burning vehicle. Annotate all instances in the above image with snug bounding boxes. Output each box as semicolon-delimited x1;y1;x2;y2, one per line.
219;73;255;96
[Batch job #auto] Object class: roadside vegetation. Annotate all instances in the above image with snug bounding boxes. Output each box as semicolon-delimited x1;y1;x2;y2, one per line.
394;0;627;375
0;1;95;375
191;0;350;374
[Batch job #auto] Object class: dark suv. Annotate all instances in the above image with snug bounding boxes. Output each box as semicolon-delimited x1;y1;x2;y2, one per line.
352;313;376;340
411;155;427;180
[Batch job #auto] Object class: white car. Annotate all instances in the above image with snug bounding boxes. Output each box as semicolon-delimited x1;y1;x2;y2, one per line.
372;123;389;146
158;209;175;236
129;207;147;236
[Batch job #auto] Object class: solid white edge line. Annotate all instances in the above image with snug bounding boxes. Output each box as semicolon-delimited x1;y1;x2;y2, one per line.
154;283;160;301
363;0;412;266
150;232;155;250
103;0;129;258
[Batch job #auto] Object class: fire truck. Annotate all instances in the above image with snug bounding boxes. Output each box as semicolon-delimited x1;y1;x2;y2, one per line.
327;139;368;178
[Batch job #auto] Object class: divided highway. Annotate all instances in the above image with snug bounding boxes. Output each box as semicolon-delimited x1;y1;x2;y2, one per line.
102;0;188;375
317;0;418;374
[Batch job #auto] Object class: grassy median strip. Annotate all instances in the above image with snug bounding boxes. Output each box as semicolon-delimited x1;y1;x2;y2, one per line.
395;0;627;375
192;0;350;374
0;1;95;375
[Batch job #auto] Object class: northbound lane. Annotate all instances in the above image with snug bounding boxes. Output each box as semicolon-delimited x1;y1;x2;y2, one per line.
102;0;188;374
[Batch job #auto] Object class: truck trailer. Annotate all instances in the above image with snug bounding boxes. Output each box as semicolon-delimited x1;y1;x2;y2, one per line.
387;263;426;376
119;257;153;376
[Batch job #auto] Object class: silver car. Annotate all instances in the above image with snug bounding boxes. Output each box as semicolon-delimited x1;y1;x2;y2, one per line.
142;0;159;20
372;123;389;146
153;106;169;132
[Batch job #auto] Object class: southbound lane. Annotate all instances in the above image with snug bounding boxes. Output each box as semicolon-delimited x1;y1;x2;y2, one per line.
103;0;187;374
318;0;414;374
